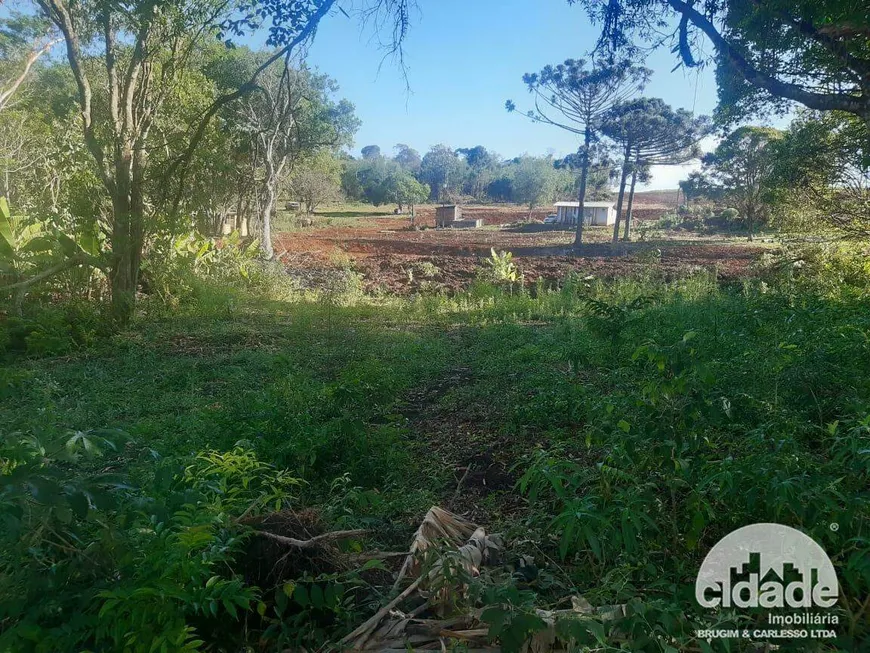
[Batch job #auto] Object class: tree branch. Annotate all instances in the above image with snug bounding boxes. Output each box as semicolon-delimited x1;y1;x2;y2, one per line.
0;37;61;113
1;254;107;294
256;528;368;550
668;0;869;118
162;0;337;216
37;0;114;191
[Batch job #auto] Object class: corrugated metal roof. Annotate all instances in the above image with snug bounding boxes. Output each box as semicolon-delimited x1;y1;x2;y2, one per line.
554;201;614;208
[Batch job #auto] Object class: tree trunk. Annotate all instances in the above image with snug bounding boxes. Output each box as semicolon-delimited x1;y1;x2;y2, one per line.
260;184;276;259
573;126;592;248
612;146;631;243
109;230;139;323
108;207;144;324
108;146;146;324
623;163;639;241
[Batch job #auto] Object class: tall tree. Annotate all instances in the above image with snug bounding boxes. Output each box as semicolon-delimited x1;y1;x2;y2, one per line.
344;156;396;206
287;150;343;215
771;111;869;238
419;144;463;202
23;0;411;322
456;145;496;199
237;62;356;258
507;58;648;246
601;98;707;240
388;170;429;220
393;143;421;173
702;126;783;240
511;156;560;219
571;0;870;127
361;144;381;160
679;171;711;208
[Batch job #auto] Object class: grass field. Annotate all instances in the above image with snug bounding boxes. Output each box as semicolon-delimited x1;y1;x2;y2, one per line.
2;260;869;650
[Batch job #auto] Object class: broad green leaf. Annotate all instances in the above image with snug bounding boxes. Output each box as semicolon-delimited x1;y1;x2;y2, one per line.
310;583;323;609
78;226;100;256
68;491;89;519
54;504;72;524
30;476;62;504
57;232;78;257
0;197;13;249
293;584;309;607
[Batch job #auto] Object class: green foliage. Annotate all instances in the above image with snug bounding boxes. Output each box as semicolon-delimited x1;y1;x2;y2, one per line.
0;429;302;652
509;156;563;214
1;300;103;357
701;125;783;238
286;149;343;214
142;230;267;307
3;256;870;650
0;197;102;296
770;111;870;238
481;248;520;285
479;587;547;653
343;156;418;208
571;0;870;125
754;243;870;297
601;97;708;166
419;144;466;202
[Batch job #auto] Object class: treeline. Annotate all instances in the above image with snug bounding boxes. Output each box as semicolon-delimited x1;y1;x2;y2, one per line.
333;144;614;215
678;113;870;240
0;43;358;266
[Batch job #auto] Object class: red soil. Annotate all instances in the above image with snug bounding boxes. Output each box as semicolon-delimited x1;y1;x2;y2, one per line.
275;203;766;295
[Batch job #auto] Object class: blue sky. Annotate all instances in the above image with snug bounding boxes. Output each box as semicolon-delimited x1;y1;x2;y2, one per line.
306;0;719;190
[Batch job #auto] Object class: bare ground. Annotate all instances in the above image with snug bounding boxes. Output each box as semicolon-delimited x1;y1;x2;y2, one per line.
275;203;769;295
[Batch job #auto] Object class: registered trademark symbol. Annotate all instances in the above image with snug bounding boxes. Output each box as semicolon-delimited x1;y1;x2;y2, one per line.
830;522;839;532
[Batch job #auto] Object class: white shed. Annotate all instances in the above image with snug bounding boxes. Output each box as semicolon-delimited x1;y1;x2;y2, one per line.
554;201;616;226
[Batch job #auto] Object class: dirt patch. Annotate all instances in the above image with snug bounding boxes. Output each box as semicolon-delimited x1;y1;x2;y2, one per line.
397;364;522;520
349;243;760;296
462;451;515;493
275;203;769;296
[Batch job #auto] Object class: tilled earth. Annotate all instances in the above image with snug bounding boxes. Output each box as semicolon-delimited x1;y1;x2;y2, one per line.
275;204;771;295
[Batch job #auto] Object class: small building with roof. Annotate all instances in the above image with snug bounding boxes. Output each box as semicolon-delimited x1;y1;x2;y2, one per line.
554;201;616;226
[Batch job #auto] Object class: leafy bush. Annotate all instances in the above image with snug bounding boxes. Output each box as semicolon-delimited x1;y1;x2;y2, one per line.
0;300;104;357
480;248;521;285
0;429;302;652
142;230;262;306
754;243;870;296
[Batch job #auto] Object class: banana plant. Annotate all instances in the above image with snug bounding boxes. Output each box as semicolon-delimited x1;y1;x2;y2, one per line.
0;197;50;274
0;197;105;301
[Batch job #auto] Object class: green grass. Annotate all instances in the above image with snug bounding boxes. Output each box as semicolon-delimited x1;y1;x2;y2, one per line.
315;201;411;218
2;267;869;651
272;201;421;232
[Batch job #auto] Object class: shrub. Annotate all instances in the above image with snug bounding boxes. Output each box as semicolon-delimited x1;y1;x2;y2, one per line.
0;300;104;357
480;249;521;285
141;230;264;308
0;430;302;652
754;243;870;296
